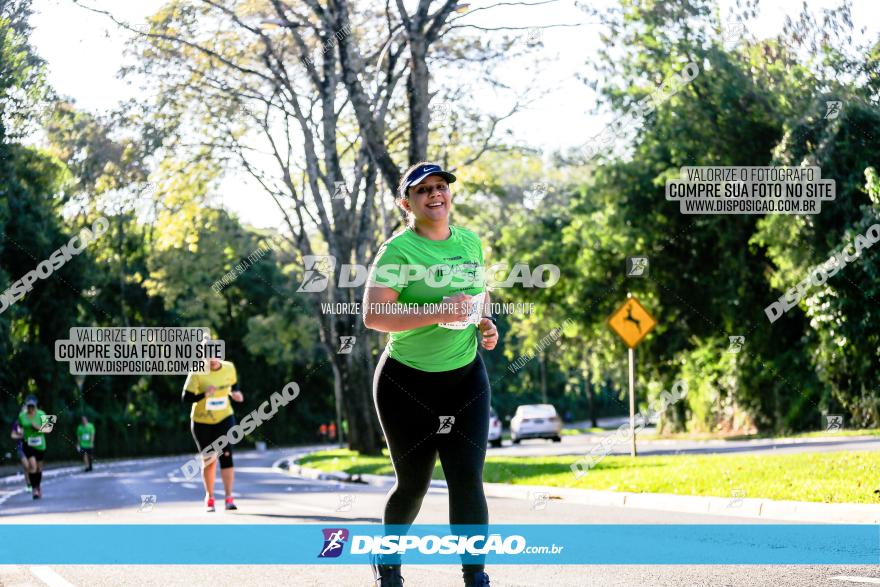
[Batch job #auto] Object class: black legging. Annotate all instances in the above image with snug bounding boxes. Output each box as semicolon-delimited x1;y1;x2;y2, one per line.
373;349;490;571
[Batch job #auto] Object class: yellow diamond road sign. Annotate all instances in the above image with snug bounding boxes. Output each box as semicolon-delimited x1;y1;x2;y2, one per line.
608;296;657;348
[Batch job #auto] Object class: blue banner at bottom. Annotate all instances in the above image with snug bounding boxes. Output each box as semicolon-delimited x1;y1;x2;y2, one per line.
0;524;876;564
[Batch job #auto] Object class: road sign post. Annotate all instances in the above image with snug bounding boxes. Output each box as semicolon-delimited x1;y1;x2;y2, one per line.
608;293;657;458
628;347;636;457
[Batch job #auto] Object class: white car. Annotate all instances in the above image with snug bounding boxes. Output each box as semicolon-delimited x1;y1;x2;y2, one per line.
510;404;562;444
488;407;502;448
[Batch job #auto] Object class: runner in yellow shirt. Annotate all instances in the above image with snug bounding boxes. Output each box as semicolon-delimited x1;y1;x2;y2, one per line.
182;358;244;512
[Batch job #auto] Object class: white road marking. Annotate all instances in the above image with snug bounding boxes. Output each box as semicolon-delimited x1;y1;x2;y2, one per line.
832;577;880;584
0;488;27;506
29;566;76;587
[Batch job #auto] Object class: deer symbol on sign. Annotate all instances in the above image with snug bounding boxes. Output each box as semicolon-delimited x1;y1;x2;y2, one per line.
624;303;642;332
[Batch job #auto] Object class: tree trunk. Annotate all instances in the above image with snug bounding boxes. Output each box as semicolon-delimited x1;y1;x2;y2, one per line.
330;330;383;455
321;295;383;455
406;37;430;163
583;348;598;427
540;351;548;404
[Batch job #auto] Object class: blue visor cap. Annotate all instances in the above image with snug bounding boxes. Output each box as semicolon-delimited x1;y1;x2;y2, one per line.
399;164;456;196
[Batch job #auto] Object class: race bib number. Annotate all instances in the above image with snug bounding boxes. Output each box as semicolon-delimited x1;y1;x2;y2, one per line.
206;397;228;411
81;434;91;441
439;292;486;330
27;437;42;447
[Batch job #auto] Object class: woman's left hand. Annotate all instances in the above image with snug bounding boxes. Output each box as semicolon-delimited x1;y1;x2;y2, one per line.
230;391;244;402
478;318;498;351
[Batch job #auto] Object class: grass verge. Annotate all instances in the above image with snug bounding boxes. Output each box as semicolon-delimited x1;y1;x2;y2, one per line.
640;428;880;441
298;449;880;504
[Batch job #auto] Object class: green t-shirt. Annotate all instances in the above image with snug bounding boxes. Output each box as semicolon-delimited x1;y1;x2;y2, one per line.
368;225;485;372
77;423;96;448
19;410;47;451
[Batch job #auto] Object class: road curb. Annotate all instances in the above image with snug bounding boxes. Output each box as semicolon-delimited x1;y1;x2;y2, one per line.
284;455;880;524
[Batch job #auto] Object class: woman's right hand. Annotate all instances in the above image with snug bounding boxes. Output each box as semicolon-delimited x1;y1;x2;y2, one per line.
203;385;217;397
438;293;472;323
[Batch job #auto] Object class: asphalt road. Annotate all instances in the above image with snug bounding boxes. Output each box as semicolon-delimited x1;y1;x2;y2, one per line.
0;446;877;587
490;430;880;458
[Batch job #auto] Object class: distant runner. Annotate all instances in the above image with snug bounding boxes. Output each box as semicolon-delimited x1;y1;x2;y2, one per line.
9;413;30;490
182;357;244;512
76;416;95;472
18;395;47;499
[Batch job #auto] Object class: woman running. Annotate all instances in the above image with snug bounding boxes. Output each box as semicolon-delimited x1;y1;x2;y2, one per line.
18;395;47;499
182;357;244;512
363;162;499;587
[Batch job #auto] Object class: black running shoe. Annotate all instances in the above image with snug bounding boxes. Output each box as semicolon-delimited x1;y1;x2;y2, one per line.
463;571;491;587
370;557;405;586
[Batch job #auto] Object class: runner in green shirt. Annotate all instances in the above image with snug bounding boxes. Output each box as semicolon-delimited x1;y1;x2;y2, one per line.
18;395;47;499
363;162;499;587
76;416;96;472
